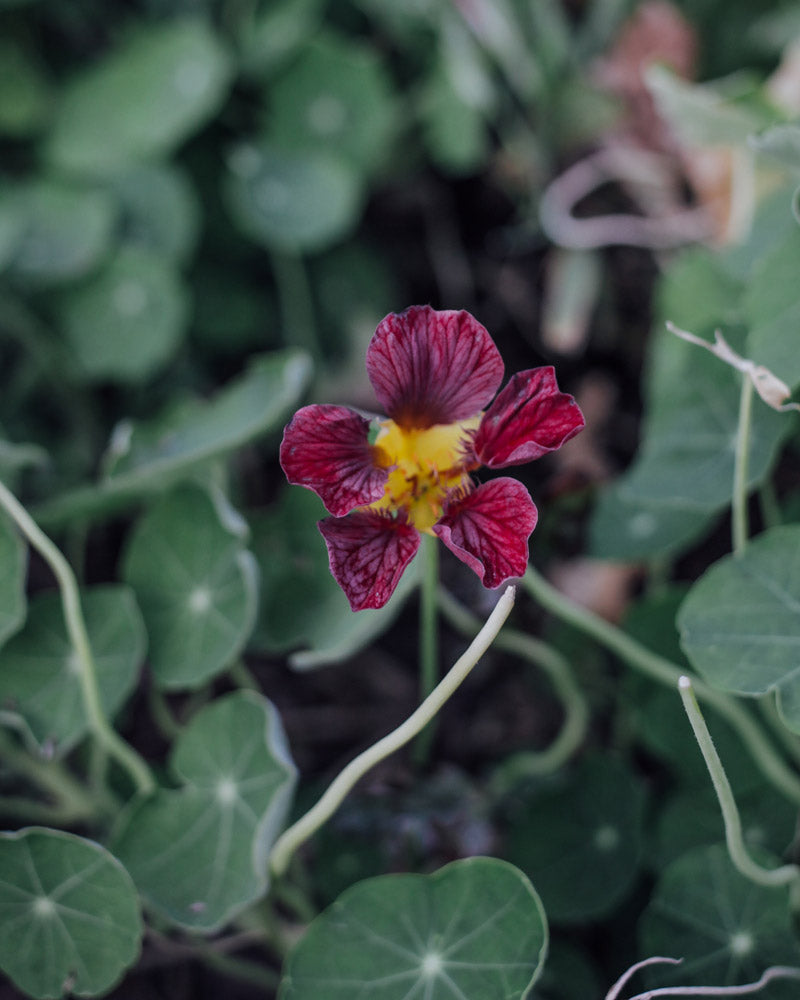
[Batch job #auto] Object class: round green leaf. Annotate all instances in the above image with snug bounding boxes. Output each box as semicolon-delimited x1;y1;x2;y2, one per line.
0;585;145;757
265;32;397;175
620;589;786;789
745;222;800;389
589;483;715;560
639;843;800;993
0;509;26;649
225;142;363;253
122;484;258;690
0;827;142;1000
0;180;116;285
112;690;296;932
503;756;646;924
280;857;548;1000
653;784;796;869
678;525;800;732
58;247;189;382
109;163;200;264
47;19;233;176
238;0;324;77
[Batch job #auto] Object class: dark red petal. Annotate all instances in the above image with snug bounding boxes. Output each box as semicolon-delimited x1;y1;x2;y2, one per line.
433;479;537;588
319;513;420;611
280;405;388;517
473;367;585;468
366;305;504;429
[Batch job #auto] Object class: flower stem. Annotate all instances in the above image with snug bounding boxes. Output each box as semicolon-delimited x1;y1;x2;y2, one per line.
759;478;782;531
678;676;799;889
0;479;155;797
269;587;516;878
197;952;279;992
521;565;800;806
229;658;261;692
0;727;100;821
758;694;800;770
270;252;322;366
413;533;440;765
732;373;754;556
438;586;588;777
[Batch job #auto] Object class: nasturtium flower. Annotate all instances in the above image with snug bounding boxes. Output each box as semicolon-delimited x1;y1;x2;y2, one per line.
280;305;585;611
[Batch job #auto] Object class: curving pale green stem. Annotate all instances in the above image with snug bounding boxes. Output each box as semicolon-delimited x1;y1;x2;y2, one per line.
438;586;588;775
732;374;754;556
0;479;155;796
678;677;799;889
522;565;800;806
269;587;516;877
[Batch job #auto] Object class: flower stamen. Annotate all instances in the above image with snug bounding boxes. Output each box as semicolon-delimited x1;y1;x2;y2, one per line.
363;417;479;532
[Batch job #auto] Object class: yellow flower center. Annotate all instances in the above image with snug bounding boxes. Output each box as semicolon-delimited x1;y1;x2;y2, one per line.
366;417;480;532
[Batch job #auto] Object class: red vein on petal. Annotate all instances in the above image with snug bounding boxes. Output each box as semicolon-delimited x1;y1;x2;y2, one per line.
319;513;420;611
280;405;388;517
433;478;538;587
474;367;585;468
366;305;504;429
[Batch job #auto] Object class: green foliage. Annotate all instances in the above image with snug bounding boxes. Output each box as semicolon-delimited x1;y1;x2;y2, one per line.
640;844;800;993
679;525;800;731
122;484;258;689
0;510;26;648
112;692;296;932
590;206;800;560
264;32;398;177
0;586;145;756
619;325;788;509
0;180;116;285
58;247;189;382
225;142;364;254
503;756;646;924
1;2;800;999
31;349;310;526
744;224;800;388
280;857;548;1000
0;827;142;999
46;20;233;176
